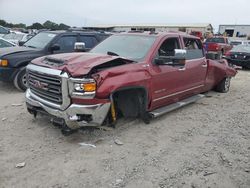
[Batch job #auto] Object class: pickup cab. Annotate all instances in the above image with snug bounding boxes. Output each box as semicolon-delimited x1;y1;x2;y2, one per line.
204;37;232;59
25;32;237;134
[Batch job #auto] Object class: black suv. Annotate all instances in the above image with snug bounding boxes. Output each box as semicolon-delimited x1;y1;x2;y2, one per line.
0;30;110;91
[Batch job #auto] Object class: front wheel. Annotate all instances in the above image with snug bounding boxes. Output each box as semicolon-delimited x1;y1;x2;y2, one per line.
215;77;231;93
14;66;27;91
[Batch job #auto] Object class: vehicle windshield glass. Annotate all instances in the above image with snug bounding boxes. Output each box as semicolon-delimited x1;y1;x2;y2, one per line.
3;33;24;40
91;35;157;61
232;45;250;52
0;39;14;48
23;32;56;49
206;38;225;43
230;41;242;46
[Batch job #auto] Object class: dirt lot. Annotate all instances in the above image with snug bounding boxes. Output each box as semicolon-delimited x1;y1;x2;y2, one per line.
0;70;249;188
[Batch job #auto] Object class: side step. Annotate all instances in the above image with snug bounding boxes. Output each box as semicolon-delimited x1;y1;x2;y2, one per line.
150;94;205;118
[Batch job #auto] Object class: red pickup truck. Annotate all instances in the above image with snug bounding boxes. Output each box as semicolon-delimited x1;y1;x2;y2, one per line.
204;37;232;59
25;32;237;134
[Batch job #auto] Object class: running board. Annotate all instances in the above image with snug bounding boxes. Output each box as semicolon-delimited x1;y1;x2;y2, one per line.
150;94;205;118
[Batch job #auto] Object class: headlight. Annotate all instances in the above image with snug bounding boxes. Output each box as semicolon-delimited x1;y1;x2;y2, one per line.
74;82;96;92
0;59;9;67
69;78;96;99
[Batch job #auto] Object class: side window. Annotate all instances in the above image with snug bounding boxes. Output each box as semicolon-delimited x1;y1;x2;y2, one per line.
55;36;77;52
158;38;180;57
79;36;98;49
184;38;204;60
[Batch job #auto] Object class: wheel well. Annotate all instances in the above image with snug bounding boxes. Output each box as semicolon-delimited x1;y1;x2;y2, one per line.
17;61;29;68
111;88;148;118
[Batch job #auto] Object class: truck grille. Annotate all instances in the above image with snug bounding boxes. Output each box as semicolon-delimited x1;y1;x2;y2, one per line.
27;70;63;105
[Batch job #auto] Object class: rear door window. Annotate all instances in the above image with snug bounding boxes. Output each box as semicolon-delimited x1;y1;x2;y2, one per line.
184;38;204;60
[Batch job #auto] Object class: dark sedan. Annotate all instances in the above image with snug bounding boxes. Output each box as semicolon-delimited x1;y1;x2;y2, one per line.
224;45;250;69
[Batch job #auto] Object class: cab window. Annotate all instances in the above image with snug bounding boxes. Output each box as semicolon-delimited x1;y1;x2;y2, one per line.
158;38;180;57
184;38;204;60
55;35;77;53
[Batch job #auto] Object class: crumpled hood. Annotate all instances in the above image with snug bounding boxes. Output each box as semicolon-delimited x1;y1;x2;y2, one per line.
0;46;38;58
32;52;133;77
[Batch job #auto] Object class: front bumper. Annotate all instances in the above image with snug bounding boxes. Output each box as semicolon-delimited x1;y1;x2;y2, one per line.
0;67;18;82
26;89;111;129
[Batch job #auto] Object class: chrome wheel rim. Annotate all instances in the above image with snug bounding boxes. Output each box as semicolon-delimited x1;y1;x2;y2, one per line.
22;74;27;86
224;77;230;91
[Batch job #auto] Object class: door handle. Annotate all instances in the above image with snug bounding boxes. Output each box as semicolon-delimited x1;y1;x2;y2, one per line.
202;63;207;68
178;67;186;71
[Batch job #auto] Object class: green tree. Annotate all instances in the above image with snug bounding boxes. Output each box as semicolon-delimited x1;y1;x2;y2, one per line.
28;22;44;29
43;20;59;30
58;23;70;30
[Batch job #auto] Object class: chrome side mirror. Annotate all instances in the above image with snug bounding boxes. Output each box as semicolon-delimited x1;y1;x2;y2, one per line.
174;49;187;60
74;42;86;52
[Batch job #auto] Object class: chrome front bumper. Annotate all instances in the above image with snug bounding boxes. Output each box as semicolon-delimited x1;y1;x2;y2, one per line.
26;89;111;129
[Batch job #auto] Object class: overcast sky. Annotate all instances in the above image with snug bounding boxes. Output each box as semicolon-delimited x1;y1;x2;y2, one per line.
0;0;249;31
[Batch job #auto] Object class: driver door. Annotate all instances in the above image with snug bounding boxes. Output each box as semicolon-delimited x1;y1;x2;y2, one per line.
150;36;192;110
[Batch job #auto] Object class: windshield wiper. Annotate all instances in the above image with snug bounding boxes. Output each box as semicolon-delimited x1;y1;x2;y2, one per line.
26;45;36;48
107;51;119;56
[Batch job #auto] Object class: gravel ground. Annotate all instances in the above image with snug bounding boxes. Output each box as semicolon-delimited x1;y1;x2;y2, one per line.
0;70;249;188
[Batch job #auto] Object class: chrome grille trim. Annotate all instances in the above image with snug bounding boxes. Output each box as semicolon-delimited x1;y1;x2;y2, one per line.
26;64;71;110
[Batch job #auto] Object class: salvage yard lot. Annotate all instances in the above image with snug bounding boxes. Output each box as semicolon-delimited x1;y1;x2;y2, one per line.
0;70;250;188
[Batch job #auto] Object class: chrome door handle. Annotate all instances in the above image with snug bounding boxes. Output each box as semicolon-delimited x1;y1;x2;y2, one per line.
202;64;207;68
178;67;186;71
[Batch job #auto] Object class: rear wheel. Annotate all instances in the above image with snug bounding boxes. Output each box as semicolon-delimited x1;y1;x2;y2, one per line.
14;66;27;91
215;77;231;93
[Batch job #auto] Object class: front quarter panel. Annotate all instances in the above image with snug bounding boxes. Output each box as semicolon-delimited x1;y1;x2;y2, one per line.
94;63;152;100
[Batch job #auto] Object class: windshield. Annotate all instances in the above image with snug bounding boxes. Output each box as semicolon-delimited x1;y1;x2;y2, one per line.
3;33;24;40
91;35;157;61
232;45;250;53
0;39;14;48
206;38;225;43
23;32;56;49
230;41;242;46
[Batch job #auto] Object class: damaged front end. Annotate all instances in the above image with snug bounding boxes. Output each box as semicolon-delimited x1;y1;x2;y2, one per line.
25;54;133;131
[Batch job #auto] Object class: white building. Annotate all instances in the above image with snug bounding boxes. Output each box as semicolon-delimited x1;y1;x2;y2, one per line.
219;25;250;37
84;23;213;36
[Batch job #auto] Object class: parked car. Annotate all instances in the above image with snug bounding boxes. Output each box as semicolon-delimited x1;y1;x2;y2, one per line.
230;40;250;46
0;37;16;48
204;37;232;59
0;25;10;37
0;30;110;91
25;32;237;135
224;44;250;69
2;32;34;45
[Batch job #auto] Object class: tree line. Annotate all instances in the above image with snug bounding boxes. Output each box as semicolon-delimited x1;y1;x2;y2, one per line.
0;19;71;30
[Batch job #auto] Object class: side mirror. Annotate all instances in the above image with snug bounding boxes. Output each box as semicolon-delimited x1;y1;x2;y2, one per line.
49;44;60;52
174;49;187;60
74;42;86;52
154;49;186;66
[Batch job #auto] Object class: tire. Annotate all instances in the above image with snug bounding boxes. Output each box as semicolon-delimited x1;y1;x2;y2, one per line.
14;66;28;91
215;77;231;93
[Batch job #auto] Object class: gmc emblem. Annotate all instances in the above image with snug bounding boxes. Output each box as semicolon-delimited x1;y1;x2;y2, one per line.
30;79;49;90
